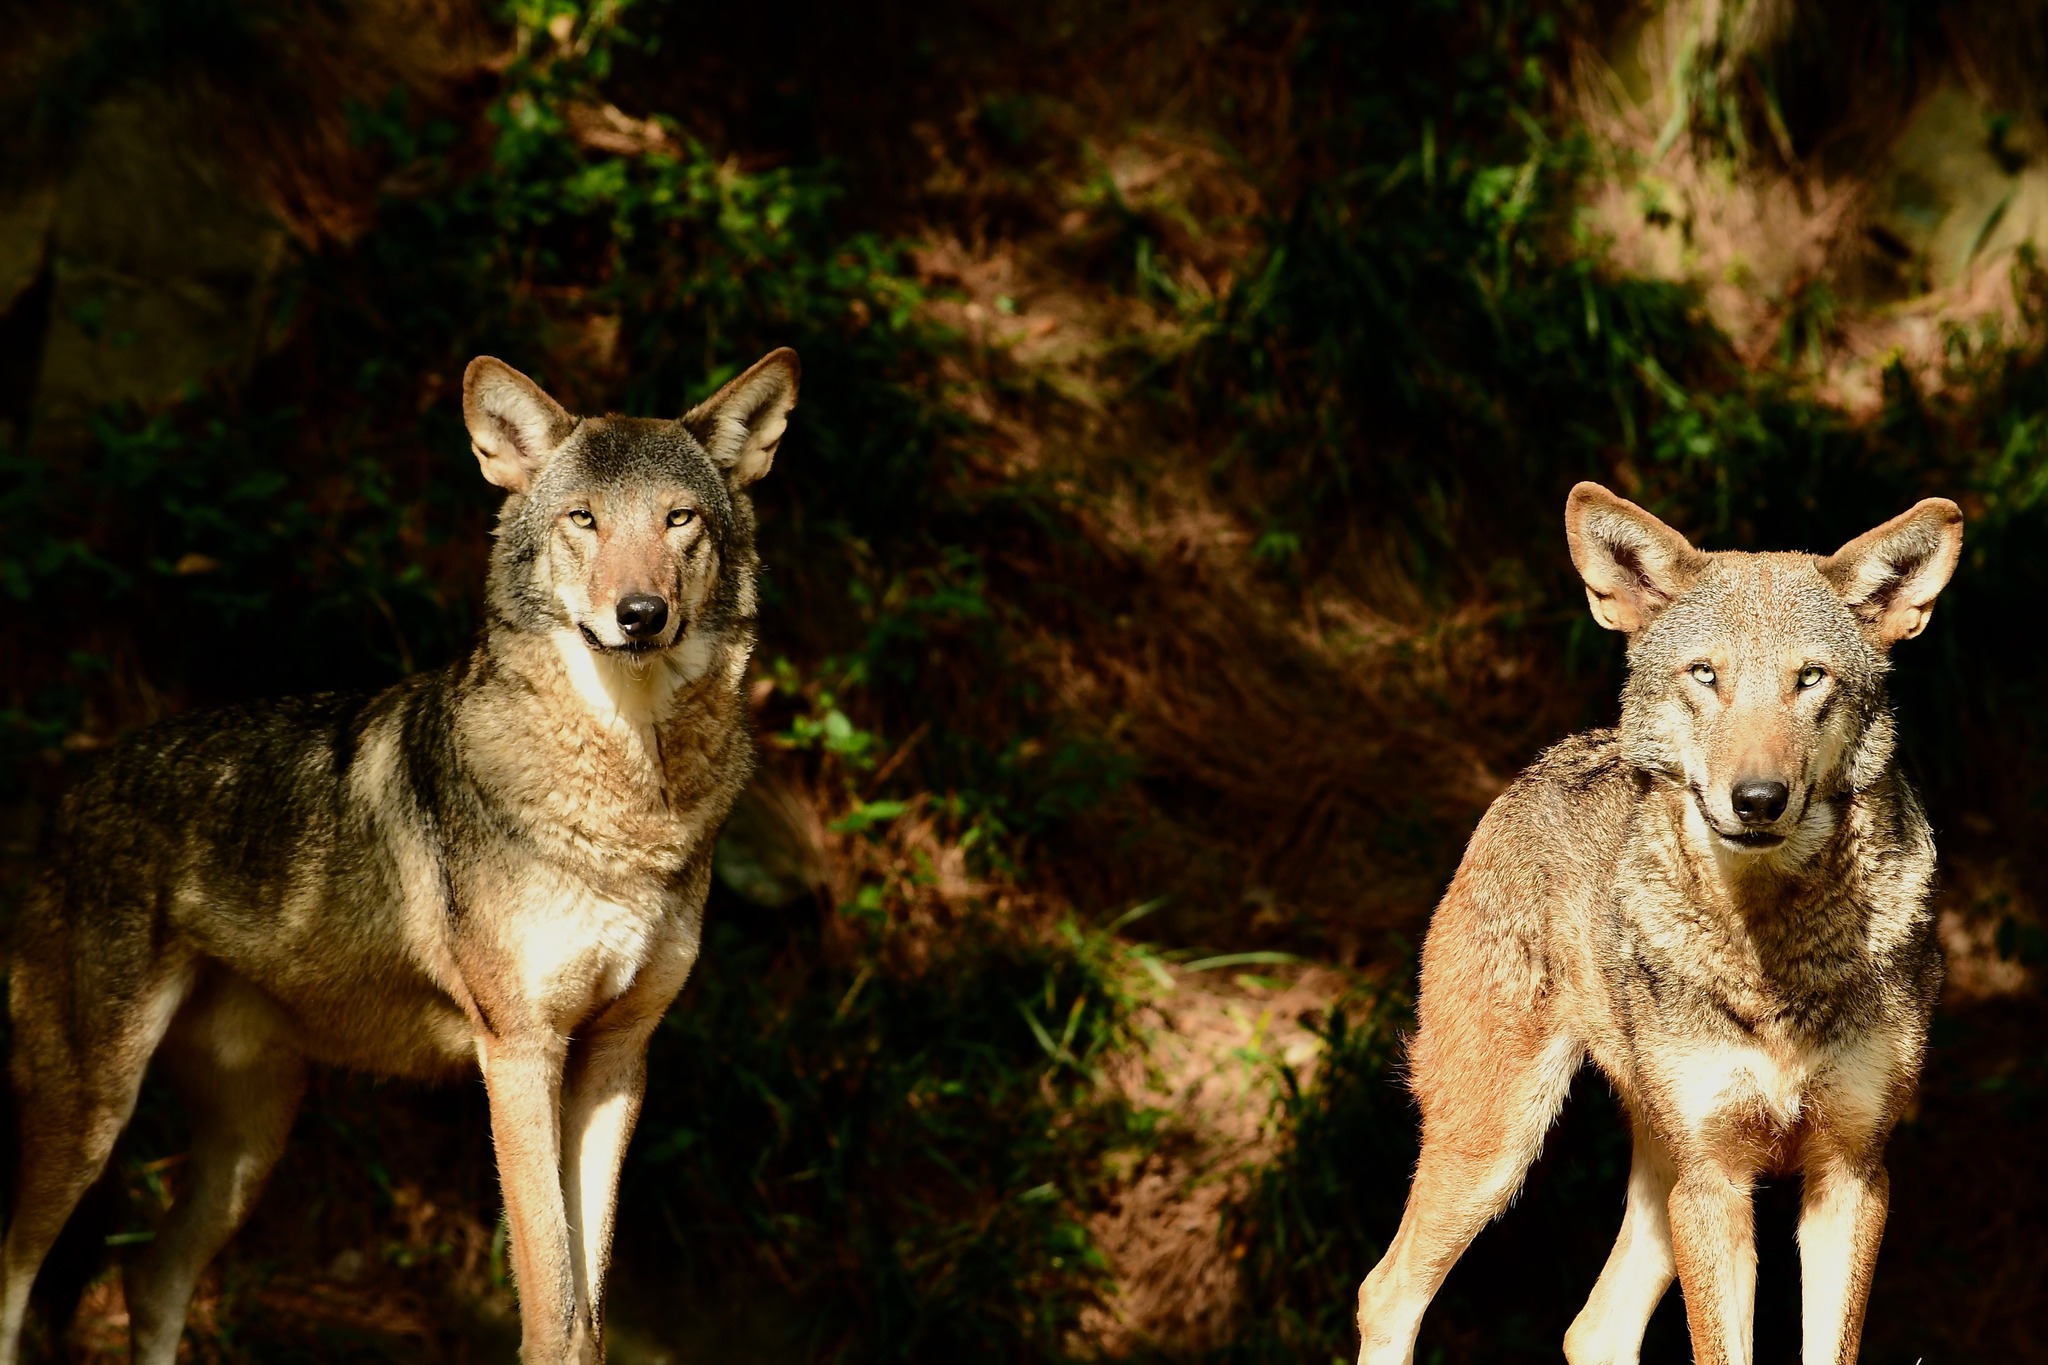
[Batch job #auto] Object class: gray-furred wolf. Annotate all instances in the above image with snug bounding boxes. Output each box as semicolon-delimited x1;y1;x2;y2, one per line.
1356;483;1963;1365
1;347;800;1364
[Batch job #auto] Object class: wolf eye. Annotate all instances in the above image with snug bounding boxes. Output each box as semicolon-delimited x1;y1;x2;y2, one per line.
1798;665;1827;689
1690;664;1717;686
668;507;696;527
567;508;595;529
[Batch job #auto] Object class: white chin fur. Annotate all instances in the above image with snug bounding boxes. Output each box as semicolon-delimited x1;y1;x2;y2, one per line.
550;628;718;725
1772;797;1838;866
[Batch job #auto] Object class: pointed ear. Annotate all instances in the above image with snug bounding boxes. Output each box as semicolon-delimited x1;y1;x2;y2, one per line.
463;357;576;493
1816;498;1963;647
681;348;800;487
1565;482;1708;635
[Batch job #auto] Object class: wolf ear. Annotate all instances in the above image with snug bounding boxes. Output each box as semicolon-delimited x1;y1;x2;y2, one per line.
682;348;800;487
1816;498;1964;647
463;358;577;493
1565;482;1708;635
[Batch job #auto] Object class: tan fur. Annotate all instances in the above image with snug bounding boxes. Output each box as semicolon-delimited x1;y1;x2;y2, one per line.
1356;484;1962;1365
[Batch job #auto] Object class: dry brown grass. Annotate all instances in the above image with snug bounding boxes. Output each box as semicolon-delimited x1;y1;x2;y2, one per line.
903;128;1582;953
1083;964;1346;1355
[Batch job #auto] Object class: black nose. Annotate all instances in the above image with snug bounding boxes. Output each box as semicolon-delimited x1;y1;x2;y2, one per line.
1730;779;1790;826
616;594;669;640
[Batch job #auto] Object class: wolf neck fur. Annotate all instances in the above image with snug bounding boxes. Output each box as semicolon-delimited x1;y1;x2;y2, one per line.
464;621;750;829
1646;777;1898;993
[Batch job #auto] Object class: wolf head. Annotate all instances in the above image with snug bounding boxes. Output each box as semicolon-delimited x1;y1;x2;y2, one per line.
460;349;798;696
1566;482;1962;862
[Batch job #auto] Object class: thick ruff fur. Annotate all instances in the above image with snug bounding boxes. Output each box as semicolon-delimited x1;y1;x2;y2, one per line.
0;348;801;1365
1355;483;1964;1365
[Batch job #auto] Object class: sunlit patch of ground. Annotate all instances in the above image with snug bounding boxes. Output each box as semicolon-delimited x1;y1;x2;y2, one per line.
1084;963;1348;1355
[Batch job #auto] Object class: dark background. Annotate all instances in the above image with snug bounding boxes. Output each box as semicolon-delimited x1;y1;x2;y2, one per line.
0;0;2043;1360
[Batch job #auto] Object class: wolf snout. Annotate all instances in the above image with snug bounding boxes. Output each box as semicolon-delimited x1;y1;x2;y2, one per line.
616;593;669;640
1730;778;1790;826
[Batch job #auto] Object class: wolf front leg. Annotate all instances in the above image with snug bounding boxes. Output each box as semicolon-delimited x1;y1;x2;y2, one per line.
1797;1151;1888;1365
557;911;701;1352
560;1017;657;1355
1667;1161;1758;1365
481;1034;591;1363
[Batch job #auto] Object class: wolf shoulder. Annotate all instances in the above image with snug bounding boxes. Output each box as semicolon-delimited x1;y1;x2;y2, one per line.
1416;729;1638;1000
1454;727;1641;897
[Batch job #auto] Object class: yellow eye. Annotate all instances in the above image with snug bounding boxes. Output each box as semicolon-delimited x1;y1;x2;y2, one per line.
668;507;696;527
1798;665;1826;689
1690;664;1717;686
566;508;595;529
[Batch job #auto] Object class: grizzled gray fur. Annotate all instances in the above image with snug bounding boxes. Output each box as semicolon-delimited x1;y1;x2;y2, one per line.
1;348;801;1365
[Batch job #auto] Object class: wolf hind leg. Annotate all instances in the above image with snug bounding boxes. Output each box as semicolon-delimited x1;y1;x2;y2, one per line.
126;975;307;1365
1356;1022;1582;1365
1564;1114;1677;1365
0;959;194;1365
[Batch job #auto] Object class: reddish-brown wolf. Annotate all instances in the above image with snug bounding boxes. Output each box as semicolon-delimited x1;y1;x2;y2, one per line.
1356;483;1963;1365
